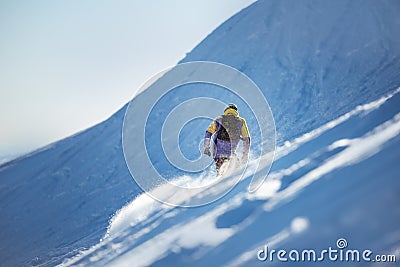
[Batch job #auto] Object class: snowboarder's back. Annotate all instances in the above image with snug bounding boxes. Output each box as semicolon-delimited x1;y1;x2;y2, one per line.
204;104;250;175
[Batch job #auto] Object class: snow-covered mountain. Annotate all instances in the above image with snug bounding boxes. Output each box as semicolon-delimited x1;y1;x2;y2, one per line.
65;88;400;267
1;0;400;266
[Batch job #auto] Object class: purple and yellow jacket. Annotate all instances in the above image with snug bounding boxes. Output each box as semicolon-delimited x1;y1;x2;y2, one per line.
204;107;250;159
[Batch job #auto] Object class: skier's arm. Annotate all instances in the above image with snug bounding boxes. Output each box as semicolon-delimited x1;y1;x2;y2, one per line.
204;120;217;156
205;120;217;135
204;120;217;140
240;118;251;161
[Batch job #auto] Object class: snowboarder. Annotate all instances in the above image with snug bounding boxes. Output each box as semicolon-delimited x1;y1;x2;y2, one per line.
203;103;250;175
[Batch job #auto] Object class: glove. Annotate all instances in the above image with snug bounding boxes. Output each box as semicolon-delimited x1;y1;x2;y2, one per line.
204;147;211;157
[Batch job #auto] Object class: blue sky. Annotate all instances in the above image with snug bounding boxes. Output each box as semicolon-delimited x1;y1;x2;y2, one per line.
0;0;255;161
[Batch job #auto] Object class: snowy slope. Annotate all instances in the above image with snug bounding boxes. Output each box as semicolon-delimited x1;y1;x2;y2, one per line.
1;0;400;266
0;108;140;267
62;88;400;267
182;0;400;141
